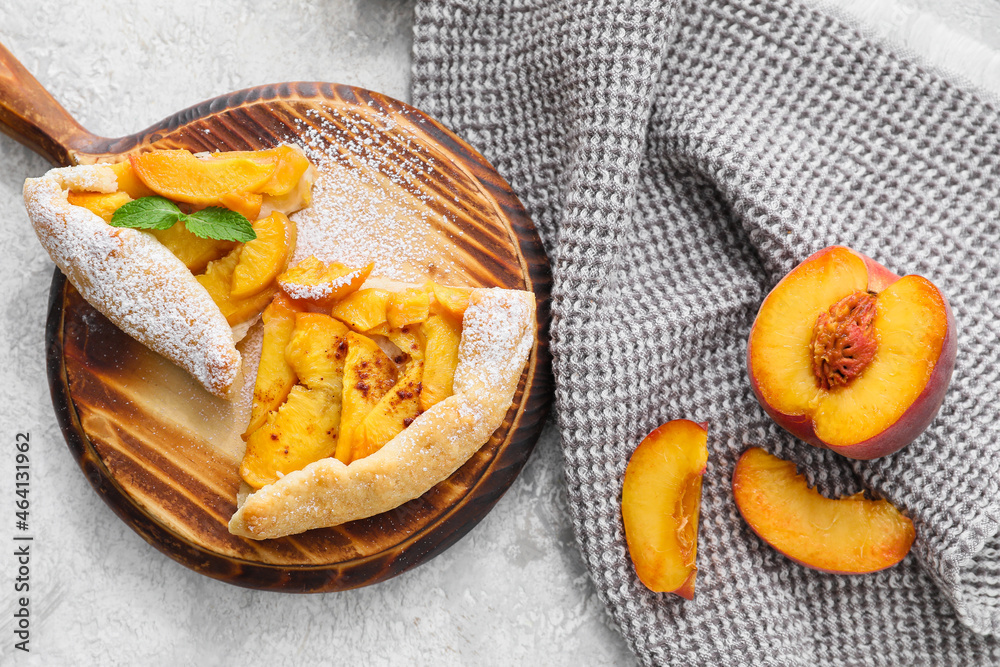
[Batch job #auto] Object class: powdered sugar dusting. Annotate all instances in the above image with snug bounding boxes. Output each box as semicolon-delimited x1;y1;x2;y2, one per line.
454;289;535;395
285;107;473;284
278;267;362;301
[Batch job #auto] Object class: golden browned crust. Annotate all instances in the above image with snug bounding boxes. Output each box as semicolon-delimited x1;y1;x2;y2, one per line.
23;165;242;397
228;287;535;539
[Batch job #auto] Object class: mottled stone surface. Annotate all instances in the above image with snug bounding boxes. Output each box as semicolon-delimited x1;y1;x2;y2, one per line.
0;1;996;665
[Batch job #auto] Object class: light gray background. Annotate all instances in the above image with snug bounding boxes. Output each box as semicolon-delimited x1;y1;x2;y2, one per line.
0;1;997;665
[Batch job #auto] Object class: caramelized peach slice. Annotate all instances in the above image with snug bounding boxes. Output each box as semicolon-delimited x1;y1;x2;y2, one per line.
197;246;276;326
243;294;301;439
285;313;350;391
732;447;915;573
747;246;955;459
66;191;133;223
387;287;431;329
109;161;156;199
149;222;236;274
428;282;473;322
331;288;391;332
334;332;398;464
214;145;312;196
219;191;263;221
351;360;424;462
278;256;373;308
239;314;349;488
130;149;276;207
419;315;462;411
622;420;707;599
230;212;296;299
240;386;338;489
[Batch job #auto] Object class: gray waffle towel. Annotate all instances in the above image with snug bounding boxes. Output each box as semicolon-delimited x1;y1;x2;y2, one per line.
413;0;1000;663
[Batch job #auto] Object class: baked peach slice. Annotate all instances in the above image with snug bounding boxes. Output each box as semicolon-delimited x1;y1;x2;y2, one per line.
420;315;462;411
732;447;915;573
277;256;373;308
197;247;276;326
213;145;312;197
218;191;264;221
428;282;473;322
331;288;392;332
243;294;302;439
747;246;956;460
149;222;236;274
350;360;424;462
198;213;296;323
387;287;431;329
621;419;708;599
383;325;424;364
230;212;296;299
109;161;156;199
334;332;398;464
240;314;349;489
65;191;133;223
129;149;276;207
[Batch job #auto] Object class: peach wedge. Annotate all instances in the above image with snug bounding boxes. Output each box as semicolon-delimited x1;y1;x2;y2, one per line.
732;448;915;573
129;149;276;207
621;419;708;599
747;246;956;460
277;256;373;308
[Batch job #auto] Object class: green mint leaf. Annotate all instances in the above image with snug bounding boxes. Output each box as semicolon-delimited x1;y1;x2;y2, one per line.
109;196;182;230
182;207;257;242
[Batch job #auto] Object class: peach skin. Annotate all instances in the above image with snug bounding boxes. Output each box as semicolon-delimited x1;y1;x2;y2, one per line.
732;448;915;574
747;246;956;460
621;419;708;599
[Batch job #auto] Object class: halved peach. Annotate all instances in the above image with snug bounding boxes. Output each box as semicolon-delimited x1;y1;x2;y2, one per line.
277;256;373;308
129;149;276;207
621;419;708;599
230;212;296;299
732;447;915;573
747;246;956;460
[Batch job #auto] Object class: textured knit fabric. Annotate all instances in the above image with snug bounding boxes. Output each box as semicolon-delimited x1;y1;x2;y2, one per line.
413;0;1000;664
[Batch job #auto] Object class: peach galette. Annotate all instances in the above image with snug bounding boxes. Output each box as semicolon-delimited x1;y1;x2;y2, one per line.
23;147;314;397
25;149;537;543
229;263;535;539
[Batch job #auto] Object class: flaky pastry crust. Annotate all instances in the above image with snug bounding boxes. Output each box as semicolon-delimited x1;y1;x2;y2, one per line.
23;165;242;397
229;287;535;539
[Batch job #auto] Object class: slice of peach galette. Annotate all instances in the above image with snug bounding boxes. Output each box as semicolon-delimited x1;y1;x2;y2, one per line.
229;263;535;539
23;150;536;540
23;147;313;397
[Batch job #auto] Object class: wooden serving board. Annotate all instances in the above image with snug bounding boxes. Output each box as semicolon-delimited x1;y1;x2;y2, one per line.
1;43;552;591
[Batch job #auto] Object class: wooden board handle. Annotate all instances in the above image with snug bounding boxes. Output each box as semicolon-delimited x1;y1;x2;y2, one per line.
0;41;103;166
